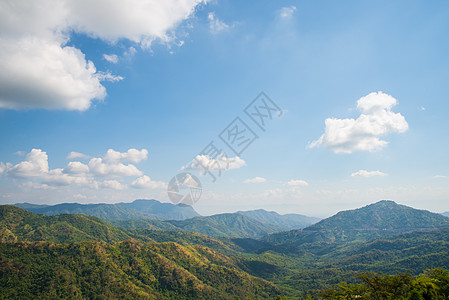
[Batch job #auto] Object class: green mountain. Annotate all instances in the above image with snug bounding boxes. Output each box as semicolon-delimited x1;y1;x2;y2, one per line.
0;205;282;299
111;213;286;239
263;200;449;247
236;209;320;230
108;218;182;231
14;199;200;221
0;240;281;299
166;213;285;239
14;202;50;210
118;199;200;220
0;205;135;243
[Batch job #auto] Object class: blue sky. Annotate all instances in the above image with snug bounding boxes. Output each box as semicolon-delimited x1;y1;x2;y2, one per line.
0;0;448;217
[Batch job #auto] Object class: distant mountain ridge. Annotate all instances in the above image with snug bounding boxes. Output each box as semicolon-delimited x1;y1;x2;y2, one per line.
112;213;286;239
14;199;200;221
236;209;320;230
263;200;449;246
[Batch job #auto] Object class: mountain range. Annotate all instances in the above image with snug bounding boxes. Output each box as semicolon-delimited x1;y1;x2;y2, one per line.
4;200;449;298
14;199;320;239
14;199;200;221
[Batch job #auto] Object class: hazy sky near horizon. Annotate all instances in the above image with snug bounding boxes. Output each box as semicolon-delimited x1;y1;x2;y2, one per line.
0;0;448;217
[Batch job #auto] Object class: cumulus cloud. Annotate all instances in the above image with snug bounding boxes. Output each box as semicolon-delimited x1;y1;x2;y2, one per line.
286;179;309;186
103;148;148;164
98;180;126;190
351;170;388;178
309;92;408;154
67;151;89;160
208;12;229;34
2;148;154;189
244;177;267;184
103;54;118;63
131;175;167;189
278;6;296;18
0;0;206;111
88;158;143;177
63;161;89;175
44;168;90;186
182;154;246;171
7;149;49;178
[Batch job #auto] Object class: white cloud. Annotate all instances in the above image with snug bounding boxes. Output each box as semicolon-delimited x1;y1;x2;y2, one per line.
95;71;124;82
98;180;126;190
7;149;49;178
309;91;408;154
124;46;137;57
67;151;89;160
2;148;150;189
182;154;246;171
208;12;229;34
63;161;89;175
0;0;206;111
131;175;167;189
287;179;309;186
103;148;148;164
0;162;8;174
44;168;90;186
278;6;296;19
244;177;267;184
351;170;388;178
103;54;118;63
88;158;143;177
0;36;108;111
433;175;447;179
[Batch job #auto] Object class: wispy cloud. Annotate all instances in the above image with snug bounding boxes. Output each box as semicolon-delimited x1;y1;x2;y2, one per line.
244;177;267;183
351;170;388;178
103;54;119;64
286;179;308;186
278;6;296;19
208;12;230;34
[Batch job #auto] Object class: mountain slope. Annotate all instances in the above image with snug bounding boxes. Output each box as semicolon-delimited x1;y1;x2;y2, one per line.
16;202;158;220
167;213;285;239
0;240;282;299
14;199;200;221
236;209;320;230
118;199;200;220
263;200;449;246
0;205;136;243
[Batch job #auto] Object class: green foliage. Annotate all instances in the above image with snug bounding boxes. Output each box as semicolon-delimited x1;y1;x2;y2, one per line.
0;240;281;299
236;209;320;230
0;205;135;243
166;213;284;239
14;199;200;221
320;269;449;299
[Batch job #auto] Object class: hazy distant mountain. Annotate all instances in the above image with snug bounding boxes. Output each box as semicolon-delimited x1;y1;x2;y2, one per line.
441;212;449;217
14;199;200;221
14;203;50;210
263;200;449;246
236;209;320;230
166;213;285;239
117;199;200;220
16;202;158;220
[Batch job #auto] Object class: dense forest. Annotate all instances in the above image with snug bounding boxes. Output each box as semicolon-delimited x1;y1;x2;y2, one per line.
2;200;449;299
